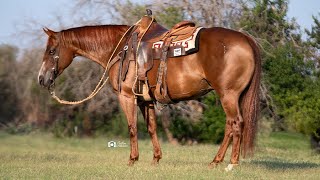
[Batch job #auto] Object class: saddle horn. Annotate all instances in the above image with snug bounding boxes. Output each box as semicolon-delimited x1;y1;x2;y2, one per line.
146;9;152;16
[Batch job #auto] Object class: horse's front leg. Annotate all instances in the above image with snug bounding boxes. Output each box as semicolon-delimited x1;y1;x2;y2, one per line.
139;102;162;165
118;94;139;166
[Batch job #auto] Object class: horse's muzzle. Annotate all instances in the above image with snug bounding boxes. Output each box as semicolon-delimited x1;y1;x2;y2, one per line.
38;75;45;86
38;73;54;88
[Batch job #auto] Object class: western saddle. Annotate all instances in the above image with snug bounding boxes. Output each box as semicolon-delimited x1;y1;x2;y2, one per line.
118;9;199;104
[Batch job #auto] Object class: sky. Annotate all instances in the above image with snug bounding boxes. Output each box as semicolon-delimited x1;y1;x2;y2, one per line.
0;0;319;47
0;0;71;46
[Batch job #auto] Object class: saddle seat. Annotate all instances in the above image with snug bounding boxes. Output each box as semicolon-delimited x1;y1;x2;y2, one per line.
138;16;197;43
162;21;197;41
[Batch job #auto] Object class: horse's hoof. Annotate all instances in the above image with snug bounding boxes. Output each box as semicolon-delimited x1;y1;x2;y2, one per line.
225;164;239;172
151;160;159;166
208;162;219;169
127;159;136;166
151;158;160;166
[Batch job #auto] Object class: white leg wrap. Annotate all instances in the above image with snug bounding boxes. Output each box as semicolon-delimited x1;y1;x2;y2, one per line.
225;164;238;171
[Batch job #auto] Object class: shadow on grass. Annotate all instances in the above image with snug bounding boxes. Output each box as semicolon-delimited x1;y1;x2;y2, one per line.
251;159;320;170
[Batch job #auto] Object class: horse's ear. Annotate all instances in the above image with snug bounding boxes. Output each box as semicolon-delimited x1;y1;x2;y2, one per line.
43;27;57;37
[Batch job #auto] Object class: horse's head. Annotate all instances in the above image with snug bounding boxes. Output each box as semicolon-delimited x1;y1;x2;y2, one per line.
38;28;74;89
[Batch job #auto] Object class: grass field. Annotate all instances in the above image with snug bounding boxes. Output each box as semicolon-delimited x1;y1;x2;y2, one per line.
0;131;319;179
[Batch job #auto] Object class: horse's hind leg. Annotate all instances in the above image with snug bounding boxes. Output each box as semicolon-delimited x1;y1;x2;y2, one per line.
209;92;240;169
139;102;162;165
226;103;243;171
209;117;232;168
118;94;139;166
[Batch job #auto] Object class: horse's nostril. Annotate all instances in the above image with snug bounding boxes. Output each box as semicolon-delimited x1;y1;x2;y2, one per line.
39;75;44;86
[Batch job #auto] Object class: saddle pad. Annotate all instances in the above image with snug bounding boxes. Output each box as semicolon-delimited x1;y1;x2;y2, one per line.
152;27;203;58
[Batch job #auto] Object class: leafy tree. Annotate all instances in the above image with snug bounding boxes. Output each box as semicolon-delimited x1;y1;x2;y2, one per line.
240;0;320;135
305;13;320;75
239;0;301;48
306;13;320;50
0;45;19;127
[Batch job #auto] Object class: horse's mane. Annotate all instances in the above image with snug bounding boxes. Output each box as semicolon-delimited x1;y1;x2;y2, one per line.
60;25;129;52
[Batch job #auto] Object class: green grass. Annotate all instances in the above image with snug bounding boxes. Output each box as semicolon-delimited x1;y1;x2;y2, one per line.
0;131;319;179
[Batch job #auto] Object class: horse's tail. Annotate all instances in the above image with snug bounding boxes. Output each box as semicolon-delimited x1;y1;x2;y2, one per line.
240;34;261;157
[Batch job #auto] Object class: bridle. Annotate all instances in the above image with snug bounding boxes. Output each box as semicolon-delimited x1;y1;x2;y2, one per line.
51;55;59;79
48;36;61;93
48;55;59;92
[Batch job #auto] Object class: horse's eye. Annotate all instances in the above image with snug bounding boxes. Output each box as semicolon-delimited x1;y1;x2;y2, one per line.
49;49;55;55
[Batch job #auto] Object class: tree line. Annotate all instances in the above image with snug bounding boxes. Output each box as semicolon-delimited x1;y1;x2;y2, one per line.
0;0;319;147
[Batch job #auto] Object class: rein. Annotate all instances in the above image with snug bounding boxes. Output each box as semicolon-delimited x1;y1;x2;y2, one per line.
49;24;136;105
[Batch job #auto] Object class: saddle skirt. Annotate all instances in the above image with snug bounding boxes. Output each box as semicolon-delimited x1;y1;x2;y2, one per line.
151;27;203;59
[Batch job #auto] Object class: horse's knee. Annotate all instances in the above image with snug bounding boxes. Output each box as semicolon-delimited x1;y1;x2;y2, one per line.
128;125;137;137
232;117;242;137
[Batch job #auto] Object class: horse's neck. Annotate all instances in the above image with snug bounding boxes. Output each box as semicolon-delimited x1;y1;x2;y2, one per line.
62;25;129;68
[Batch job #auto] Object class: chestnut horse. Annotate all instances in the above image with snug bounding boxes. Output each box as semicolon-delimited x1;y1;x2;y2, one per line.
38;23;261;170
